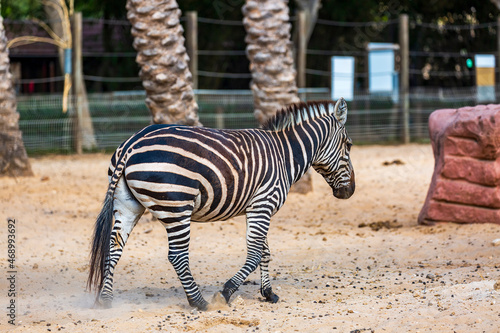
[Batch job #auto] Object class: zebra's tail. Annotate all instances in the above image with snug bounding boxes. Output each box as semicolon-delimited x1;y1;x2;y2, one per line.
87;191;114;294
87;152;127;294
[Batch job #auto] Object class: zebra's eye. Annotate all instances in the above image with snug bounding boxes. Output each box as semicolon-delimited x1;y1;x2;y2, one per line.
346;142;352;151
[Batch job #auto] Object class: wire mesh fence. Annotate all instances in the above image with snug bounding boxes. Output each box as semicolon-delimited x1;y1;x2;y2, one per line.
17;86;485;153
9;13;499;153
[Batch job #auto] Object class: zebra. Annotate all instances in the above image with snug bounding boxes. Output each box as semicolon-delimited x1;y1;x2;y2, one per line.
88;98;355;311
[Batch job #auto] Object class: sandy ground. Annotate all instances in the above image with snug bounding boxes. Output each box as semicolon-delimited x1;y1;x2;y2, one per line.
1;144;499;332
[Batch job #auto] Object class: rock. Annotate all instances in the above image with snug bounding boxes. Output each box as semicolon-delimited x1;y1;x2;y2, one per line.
494;281;500;291
433;179;500;208
382;159;405;166
441;156;500;186
418;105;500;225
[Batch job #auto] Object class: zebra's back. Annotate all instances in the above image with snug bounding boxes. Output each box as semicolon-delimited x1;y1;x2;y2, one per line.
110;124;287;223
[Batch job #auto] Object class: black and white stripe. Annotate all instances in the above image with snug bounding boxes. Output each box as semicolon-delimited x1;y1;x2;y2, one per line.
88;98;355;310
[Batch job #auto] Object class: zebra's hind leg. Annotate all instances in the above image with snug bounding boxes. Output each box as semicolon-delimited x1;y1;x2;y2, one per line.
97;177;145;308
259;239;279;303
161;219;209;311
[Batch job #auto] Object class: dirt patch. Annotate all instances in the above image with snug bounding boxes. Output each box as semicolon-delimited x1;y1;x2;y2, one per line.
358;220;402;231
184;316;260;331
1;144;499;332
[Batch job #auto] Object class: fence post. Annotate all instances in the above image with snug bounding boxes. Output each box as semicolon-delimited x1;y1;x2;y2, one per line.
297;11;307;94
497;16;500;88
215;106;224;129
186;11;198;90
71;12;83;154
399;14;410;144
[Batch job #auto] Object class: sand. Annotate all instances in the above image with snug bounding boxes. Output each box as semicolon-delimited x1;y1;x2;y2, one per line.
1;144;499;332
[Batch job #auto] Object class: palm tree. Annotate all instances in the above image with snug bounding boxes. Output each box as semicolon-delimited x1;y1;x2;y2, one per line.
242;0;300;125
243;0;312;193
126;0;200;126
0;15;33;177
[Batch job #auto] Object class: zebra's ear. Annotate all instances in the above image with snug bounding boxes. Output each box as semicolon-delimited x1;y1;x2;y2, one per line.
333;97;348;125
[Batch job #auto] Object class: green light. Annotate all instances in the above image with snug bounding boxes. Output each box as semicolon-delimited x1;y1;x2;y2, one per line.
466;58;473;68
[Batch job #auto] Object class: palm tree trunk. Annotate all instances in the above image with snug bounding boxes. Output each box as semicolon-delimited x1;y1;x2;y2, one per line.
243;0;312;193
0;16;33;177
242;0;300;124
126;0;200;126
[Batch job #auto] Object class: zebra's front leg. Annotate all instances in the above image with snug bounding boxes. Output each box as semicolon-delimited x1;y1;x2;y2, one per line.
97;178;145;308
259;239;279;303
221;212;270;304
162;219;209;311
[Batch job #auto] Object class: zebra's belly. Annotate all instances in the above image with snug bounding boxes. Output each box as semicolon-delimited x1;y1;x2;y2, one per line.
127;176;250;223
191;210;246;223
190;193;248;222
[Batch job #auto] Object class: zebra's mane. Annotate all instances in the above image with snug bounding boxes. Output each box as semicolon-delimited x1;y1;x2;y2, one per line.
262;101;335;131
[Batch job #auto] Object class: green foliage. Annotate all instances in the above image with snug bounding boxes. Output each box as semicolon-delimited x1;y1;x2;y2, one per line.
74;0;127;19
1;0;128;19
1;0;44;19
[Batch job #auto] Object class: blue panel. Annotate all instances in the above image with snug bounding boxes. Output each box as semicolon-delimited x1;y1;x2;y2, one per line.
64;48;72;75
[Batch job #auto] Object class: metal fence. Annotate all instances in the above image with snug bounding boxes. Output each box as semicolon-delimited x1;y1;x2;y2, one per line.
17;87;487;153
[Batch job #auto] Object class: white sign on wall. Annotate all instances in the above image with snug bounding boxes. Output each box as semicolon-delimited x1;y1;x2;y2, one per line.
331;56;355;101
474;54;496;102
368;43;398;94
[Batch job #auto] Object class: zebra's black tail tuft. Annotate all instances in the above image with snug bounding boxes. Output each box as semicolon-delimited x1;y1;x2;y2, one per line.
87;192;114;294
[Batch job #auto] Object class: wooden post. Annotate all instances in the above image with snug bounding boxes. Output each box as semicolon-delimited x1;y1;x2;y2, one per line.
399;14;410;144
364;50;370;131
71;12;83;154
497;16;500;89
186;11;198;90
297;11;307;93
49;61;55;93
215;106;224;129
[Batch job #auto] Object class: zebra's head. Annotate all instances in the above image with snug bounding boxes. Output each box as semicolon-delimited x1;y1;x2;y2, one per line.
312;98;355;200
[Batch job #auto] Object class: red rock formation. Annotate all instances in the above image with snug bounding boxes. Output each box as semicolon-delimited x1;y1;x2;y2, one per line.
418;105;500;225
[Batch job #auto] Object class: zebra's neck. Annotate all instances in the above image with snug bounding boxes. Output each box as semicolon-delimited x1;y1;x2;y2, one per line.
277;115;333;186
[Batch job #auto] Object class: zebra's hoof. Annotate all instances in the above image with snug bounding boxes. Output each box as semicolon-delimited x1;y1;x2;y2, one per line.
266;293;279;303
197;300;209;311
221;280;237;303
262;288;279;303
94;298;112;309
189;298;209;311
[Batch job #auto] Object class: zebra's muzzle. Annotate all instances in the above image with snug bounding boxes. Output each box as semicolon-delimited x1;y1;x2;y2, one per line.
332;171;355;199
